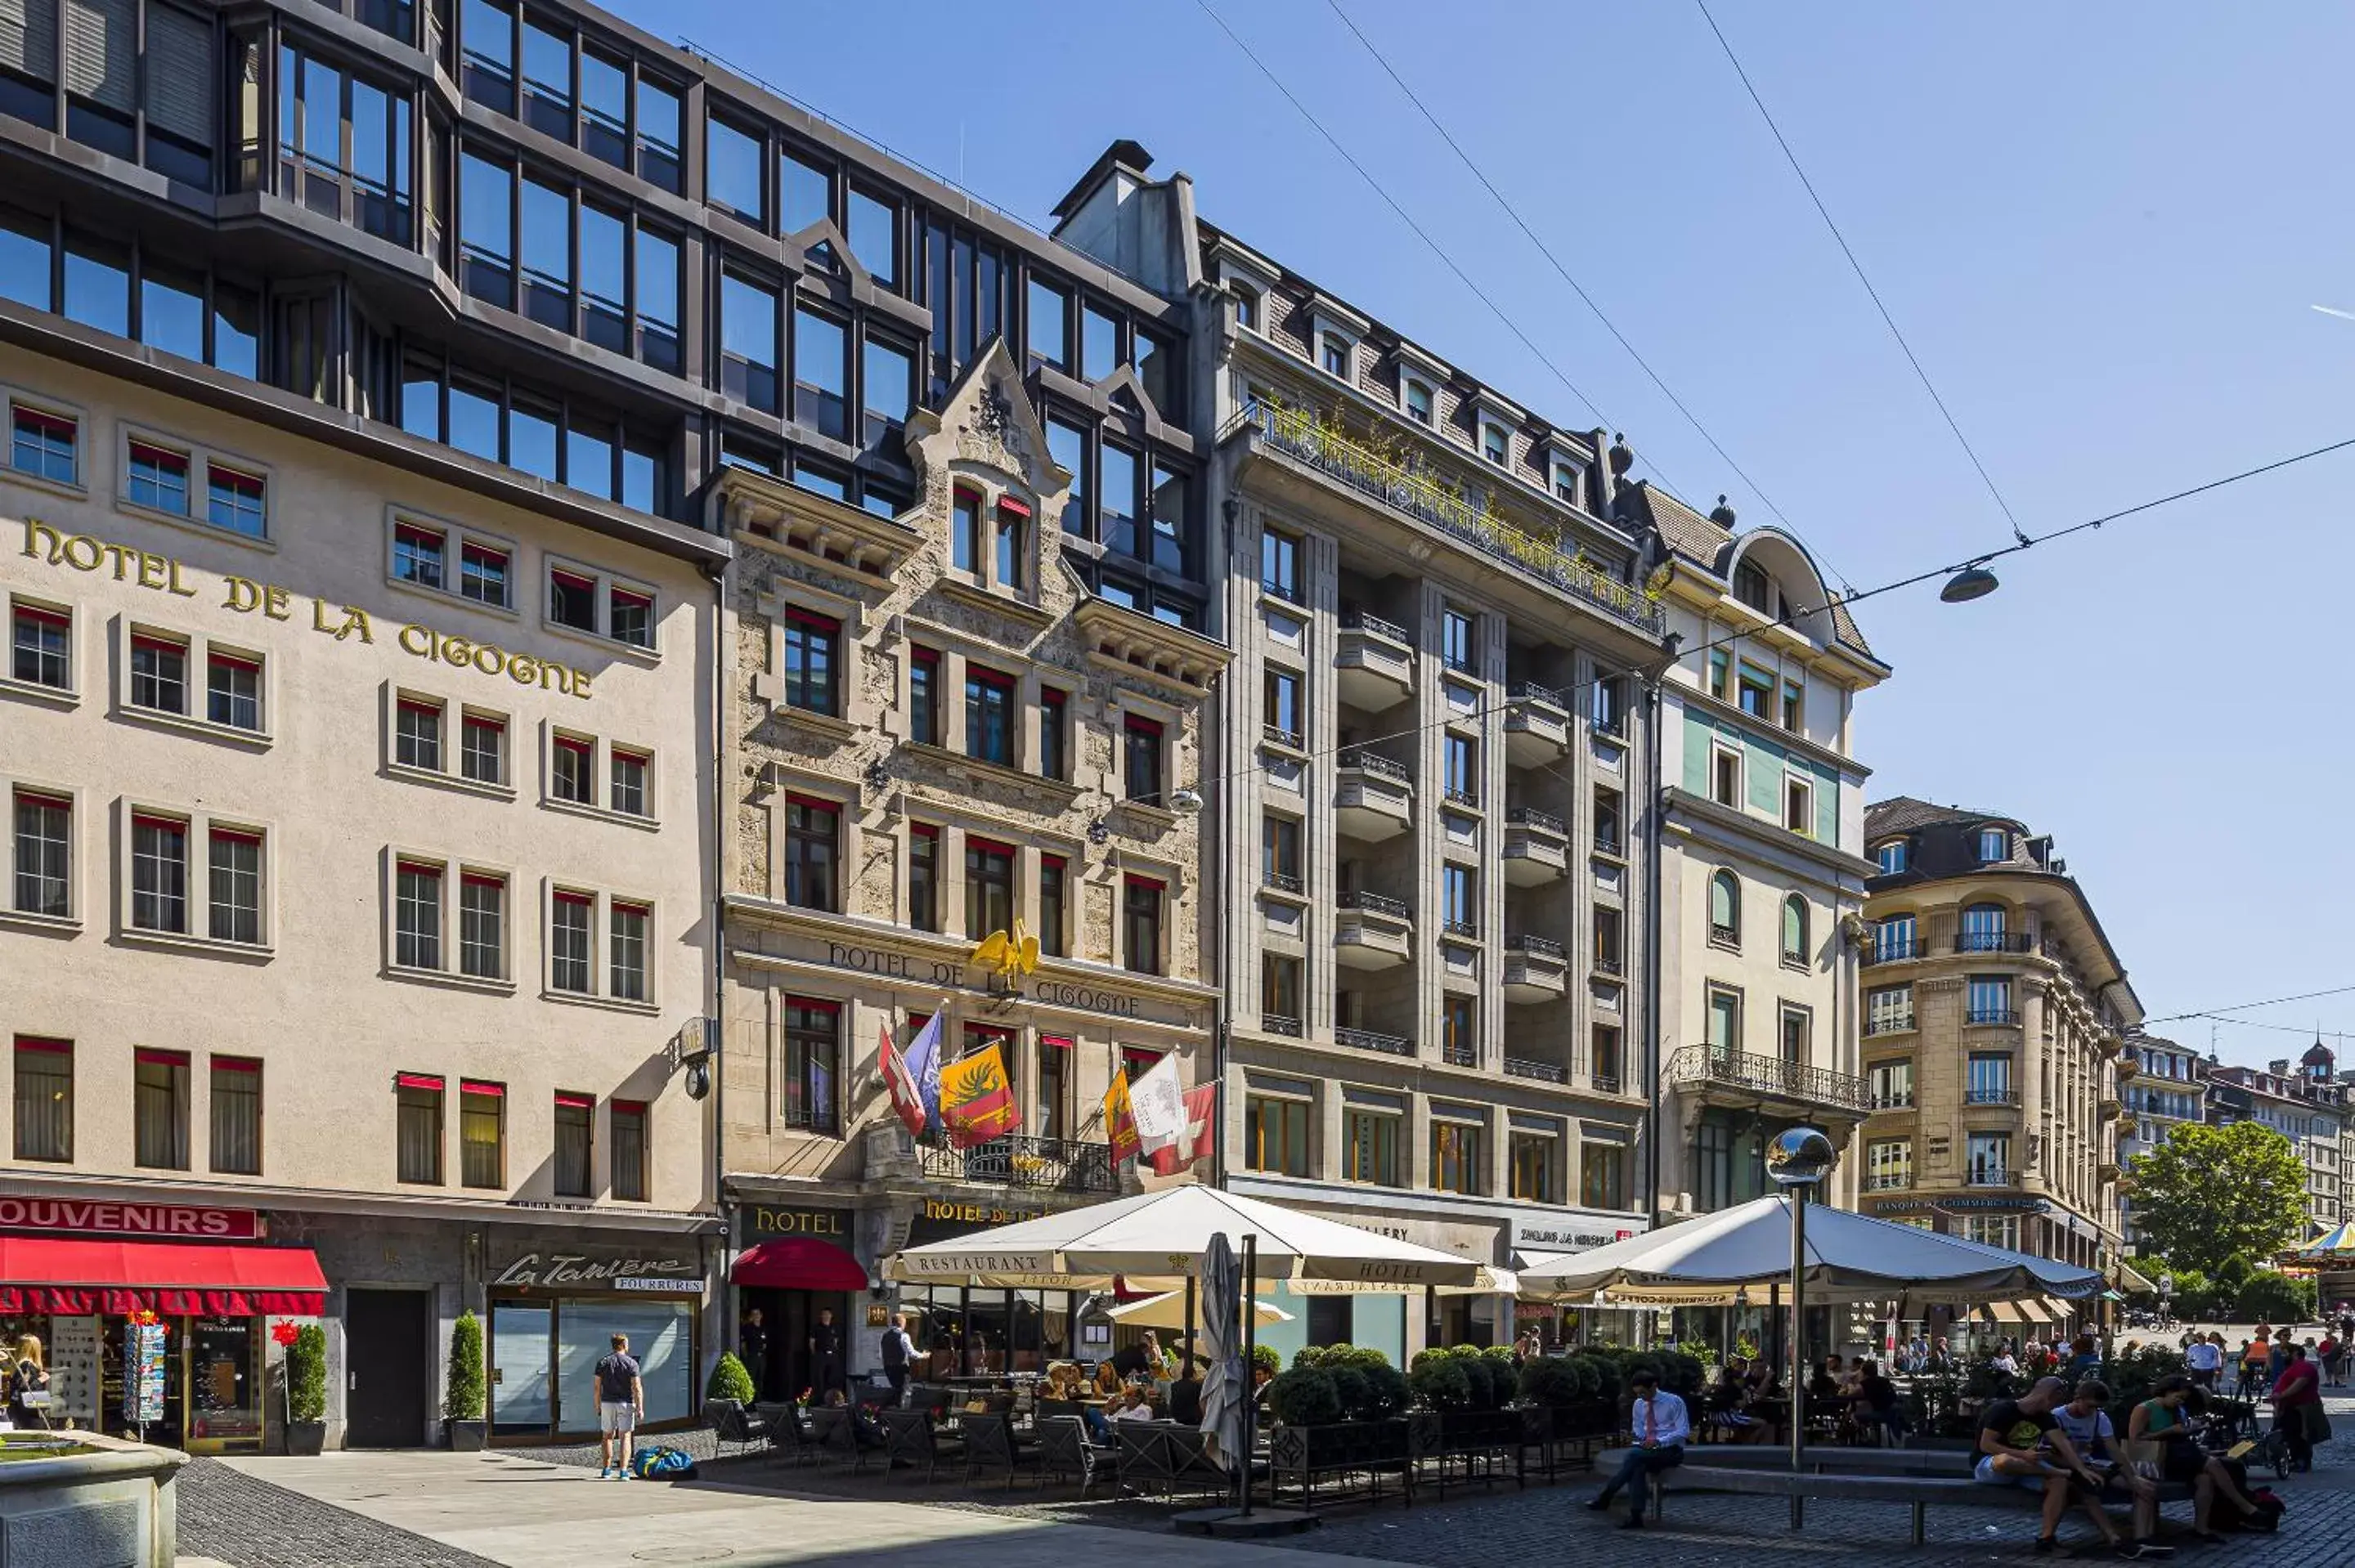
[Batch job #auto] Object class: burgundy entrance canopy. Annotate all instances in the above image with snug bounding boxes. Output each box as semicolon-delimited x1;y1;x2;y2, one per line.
731;1237;867;1292
0;1236;328;1315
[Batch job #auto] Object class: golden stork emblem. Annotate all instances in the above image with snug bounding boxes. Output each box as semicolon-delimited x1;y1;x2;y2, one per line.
968;921;1040;982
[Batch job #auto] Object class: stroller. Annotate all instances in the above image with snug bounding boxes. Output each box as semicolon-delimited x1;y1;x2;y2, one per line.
2200;1399;2292;1481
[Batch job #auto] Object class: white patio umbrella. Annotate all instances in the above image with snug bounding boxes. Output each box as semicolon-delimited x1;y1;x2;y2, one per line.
1515;1194;2103;1307
1198;1232;1245;1474
884;1183;1483;1288
1108;1289;1293;1330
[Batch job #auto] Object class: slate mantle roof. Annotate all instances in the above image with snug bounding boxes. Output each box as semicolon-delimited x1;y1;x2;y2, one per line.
1617;481;1874;661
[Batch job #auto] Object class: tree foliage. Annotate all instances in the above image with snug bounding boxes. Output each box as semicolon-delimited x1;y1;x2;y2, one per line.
442;1309;486;1422
2124;1121;2305;1275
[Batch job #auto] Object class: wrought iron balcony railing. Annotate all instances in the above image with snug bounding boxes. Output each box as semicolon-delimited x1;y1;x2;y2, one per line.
1338;889;1411;919
1864;1014;1917;1037
1263;868;1303;894
1261;1013;1303;1038
1237;399;1666;637
1441;1041;1478;1067
1956;932;2035;954
1663;1045;1870;1113
1864;1173;1911;1191
1592;951;1626;977
1505;933;1566;960
918;1135;1118;1194
1964;1086;2022;1107
1444;786;1480;808
1340;607;1412;645
1505;805;1567;836
1504;1056;1568;1084
1339;750;1411;783
1508;680;1566;713
1336;1026;1414;1057
1967;1167;2012;1188
1263;722;1305;750
1864;937;1921;966
1442;917;1481;940
1967;1008;2021;1027
1590;1069;1624;1094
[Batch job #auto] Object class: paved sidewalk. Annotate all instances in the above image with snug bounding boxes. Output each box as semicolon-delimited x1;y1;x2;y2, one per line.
206;1449;1352;1568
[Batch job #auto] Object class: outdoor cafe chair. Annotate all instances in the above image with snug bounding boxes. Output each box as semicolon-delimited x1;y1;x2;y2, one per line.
704;1398;772;1459
806;1404;867;1472
1035;1414;1107;1493
960;1412;1021;1491
878;1407;948;1482
753;1402;817;1467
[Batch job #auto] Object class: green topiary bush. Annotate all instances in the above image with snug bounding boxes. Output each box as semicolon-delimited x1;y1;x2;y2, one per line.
1297;1342;1393;1371
1361;1363;1410;1418
1516;1355;1586;1409
442;1310;487;1422
1408;1351;1474;1411
286;1323;327;1424
1266;1366;1343;1427
1572;1346;1622;1402
704;1350;757;1407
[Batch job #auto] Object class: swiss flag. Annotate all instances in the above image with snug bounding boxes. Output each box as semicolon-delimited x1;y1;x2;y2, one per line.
880;1022;926;1140
1148;1081;1219;1176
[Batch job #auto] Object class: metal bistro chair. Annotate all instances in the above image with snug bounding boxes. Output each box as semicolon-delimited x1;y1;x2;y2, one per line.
1034;1413;1108;1494
878;1407;950;1483
960;1411;1021;1491
704;1398;772;1459
806;1404;867;1472
756;1402;817;1467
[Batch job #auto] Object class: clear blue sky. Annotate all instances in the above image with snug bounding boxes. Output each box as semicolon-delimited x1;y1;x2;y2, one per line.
619;0;2355;1067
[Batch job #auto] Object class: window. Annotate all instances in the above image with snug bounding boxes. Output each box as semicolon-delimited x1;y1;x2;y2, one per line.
128;634;186;715
908;647;940;746
784;998;839;1131
395;1073;443;1183
130;813;188;933
550;732;594;804
276;48;415;243
950;486;983;575
611;1099;648;1200
396;697;444;772
1779;1005;1809;1065
635;76;683;191
1509;1132;1554;1203
462;711;505;785
964;837;1014;941
786;798;838;912
706;113;764;224
848;187;898;287
12;1037;72;1162
392;521;447;593
779;149;831;234
1737;662;1773;718
1706;648;1729;701
962;666;1016;767
1232;287;1259;331
1442;997;1477;1064
1967;1052;2014;1104
1708;870;1740;945
1264;669;1303;748
1404;379;1433;425
205;463;267;538
608;900;649;1001
1581;1140;1628;1210
1320;333;1351;378
863;335;913;447
1706;987;1741;1057
1780;894;1809;967
1591;675;1626;737
1123;876;1164;975
1960;903;2009;952
1868;1059;1913;1110
1967;1132;2011;1186
1443;733;1477;804
1442;864;1476;936
460;1079;504;1188
11;789;70;918
996;498;1029;589
1593;907;1624;974
1552;460;1582;507
1874;839;1908;876
1784;777;1811;836
1431;1120;1483;1194
1962;1213;2021;1249
908;825;940;932
793;305;847;441
126;1047;193;1172
208;827;263;943
10;402;76;486
1866;1139;1912;1191
1343;1108;1399;1185
1734;558;1773;613
720;271;779;412
1781;679;1804;732
209;1056;262;1175
1246;1094;1310;1176
1872;913;1915;962
205;651;262;732
1261;528;1302;603
1048;417;1088;535
1149;463;1189;574
1967;974;2013;1025
126;440;190;513
1100;442;1138;555
1262;953;1302;1033
10;602;70;690
1076;302;1119;381
459;871;505;979
1027;279;1068;368
1711;748;1740;808
1038;854;1067;956
1441;608;1475;674
455;149;514;306
1124;714;1164;804
1262;815;1302;892
610;748;651;818
1593;790;1624;854
1481;422;1508;466
552;1093;594;1198
1038;688;1069;782
549;889;593;992
1866;983;1914;1036
1977;827;2009;862
1592;1024;1623;1090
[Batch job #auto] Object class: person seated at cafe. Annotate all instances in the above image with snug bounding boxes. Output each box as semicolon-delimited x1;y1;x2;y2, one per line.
1108;1387;1160;1424
1807;1354;1842;1404
1094;1359;1124;1396
1169;1360;1204;1427
1252;1360;1276;1407
1855;1359;1909;1445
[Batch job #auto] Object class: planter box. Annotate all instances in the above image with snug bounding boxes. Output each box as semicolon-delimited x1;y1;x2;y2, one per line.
285;1421;325;1457
1266;1418;1411;1510
1408;1409;1523;1499
448;1419;488;1453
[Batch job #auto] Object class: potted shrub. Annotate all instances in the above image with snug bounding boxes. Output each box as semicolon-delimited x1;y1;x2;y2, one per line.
284;1322;327;1455
706;1351;758;1409
443;1310;488;1451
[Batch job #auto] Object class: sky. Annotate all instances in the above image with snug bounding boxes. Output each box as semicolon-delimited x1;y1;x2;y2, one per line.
613;0;2355;1067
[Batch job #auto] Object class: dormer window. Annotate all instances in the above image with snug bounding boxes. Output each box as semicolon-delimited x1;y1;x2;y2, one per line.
1480;422;1509;466
1321;333;1352;379
1404;379;1433;425
1874;839;1908;875
1734;558;1773;613
1233;287;1258;332
1551;460;1582;507
1977;827;2009;862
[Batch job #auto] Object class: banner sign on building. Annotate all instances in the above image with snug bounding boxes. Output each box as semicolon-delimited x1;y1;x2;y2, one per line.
0;1199;262;1239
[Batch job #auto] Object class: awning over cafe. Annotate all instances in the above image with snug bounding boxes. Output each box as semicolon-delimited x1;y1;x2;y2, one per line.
731;1237;868;1292
0;1236;327;1315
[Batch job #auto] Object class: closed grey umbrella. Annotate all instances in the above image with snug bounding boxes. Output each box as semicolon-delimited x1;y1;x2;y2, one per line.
1199;1232;1245;1472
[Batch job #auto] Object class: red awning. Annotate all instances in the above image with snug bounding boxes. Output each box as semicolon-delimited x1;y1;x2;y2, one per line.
0;1236;328;1316
731;1238;867;1292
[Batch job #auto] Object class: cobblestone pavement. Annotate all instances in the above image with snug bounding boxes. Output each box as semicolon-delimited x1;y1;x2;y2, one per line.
179;1455;505;1568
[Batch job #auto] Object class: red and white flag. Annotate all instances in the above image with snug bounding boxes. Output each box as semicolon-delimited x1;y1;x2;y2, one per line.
879;1019;927;1139
1148;1081;1219;1176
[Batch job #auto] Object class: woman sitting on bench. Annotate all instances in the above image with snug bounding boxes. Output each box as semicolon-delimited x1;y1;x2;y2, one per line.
2128;1376;2259;1542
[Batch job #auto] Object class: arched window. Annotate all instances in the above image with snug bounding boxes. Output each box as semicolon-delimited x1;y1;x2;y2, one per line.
1782;894;1809;966
1709;871;1740;944
1961;902;2008;952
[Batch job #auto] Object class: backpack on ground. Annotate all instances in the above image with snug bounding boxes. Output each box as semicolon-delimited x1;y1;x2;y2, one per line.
2245;1487;2286;1531
630;1445;698;1480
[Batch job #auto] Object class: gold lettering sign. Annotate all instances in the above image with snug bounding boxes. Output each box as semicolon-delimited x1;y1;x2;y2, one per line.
19;519;591;697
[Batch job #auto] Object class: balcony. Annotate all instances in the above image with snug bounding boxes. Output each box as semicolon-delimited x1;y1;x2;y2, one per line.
1965;1008;2021;1027
1261;1014;1303;1038
1504;1055;1568;1085
1263;868;1304;896
1441;1039;1478;1068
1963;1086;2022;1108
1336;609;1415;710
1864;1173;1911;1192
1590;1069;1624;1095
1236;400;1666;637
1869;1094;1914;1112
1334;889;1414;970
1955;932;2035;955
1863;938;1921;967
1504;682;1571;764
1663;1045;1871;1117
1336;753;1414;842
1336;1026;1414;1058
1592;829;1626;861
918;1135;1118;1194
1967;1167;2012;1189
1502;806;1569;885
1441;916;1482;942
1864;1014;1917;1038
1592;949;1625;979
1503;934;1568;1001
1262;720;1305;752
2113;1056;2141;1082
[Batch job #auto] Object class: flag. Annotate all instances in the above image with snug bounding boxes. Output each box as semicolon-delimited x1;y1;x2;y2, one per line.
1148;1080;1219;1176
1129;1053;1185;1157
1102;1071;1141;1165
901;1010;944;1135
879;1021;926;1140
939;1042;1021;1149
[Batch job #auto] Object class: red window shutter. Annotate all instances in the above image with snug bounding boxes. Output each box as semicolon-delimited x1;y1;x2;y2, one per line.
997;495;1032;519
785;793;841;816
612;587;653;612
211;464;265;496
784;606;840;632
460;871;505;889
554;734;593;756
14;1037;72;1055
13;605;68;629
396;858;443;879
969;665;1015;690
611;900;651;921
128;441;186;470
460;1079;504;1099
553;890;594;908
555;1091;594;1109
131;813;186;835
131;634;186;657
1039;1034;1074;1051
967;836;1016;858
213;1056;261;1074
1127;715;1164;737
394;522;444;550
787;996;841;1015
208;826;262;847
11;789;70;812
397;697;443;717
134;1047;188;1066
1039;853;1065;873
611;1097;647;1115
208;650;262;674
551;568;595;593
395;1072;444;1091
1123;873;1164;891
16;409;74;440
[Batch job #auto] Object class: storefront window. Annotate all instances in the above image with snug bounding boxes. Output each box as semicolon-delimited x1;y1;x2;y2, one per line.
490;1301;552;1430
554;1299;691;1426
186;1317;259;1447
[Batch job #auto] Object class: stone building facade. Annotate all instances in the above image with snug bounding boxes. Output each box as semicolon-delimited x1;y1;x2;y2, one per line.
1858;800;2137;1270
2205;1051;2346;1239
714;343;1223;1396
